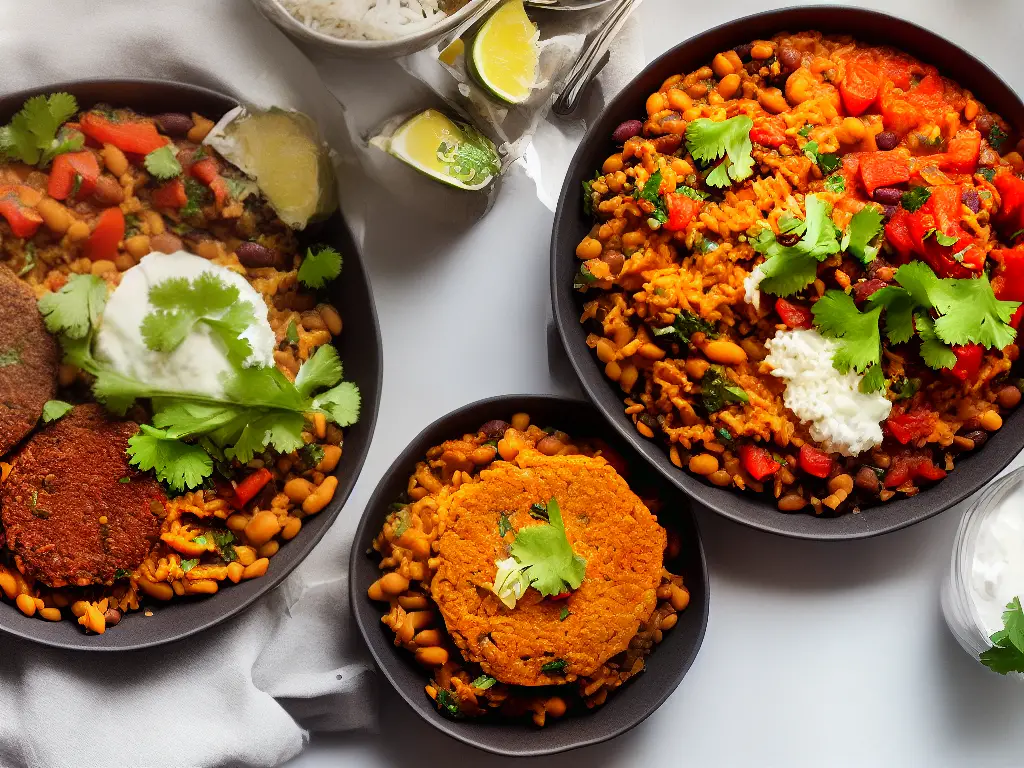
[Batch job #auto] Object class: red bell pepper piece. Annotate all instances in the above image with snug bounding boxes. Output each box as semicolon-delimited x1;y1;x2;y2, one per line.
663;192;703;232
990;247;1024;328
840;61;882;116
190;157;228;208
885;453;946;488
83;207;125;262
859;152;910;196
904;185;983;278
994;171;1024;239
0;185;42;238
885;208;916;258
937;131;981;174
232;467;273;509
79;112;168;155
775;297;813;329
549;592;572;601
798;444;833;478
738;444;781;481
881;82;922;135
151;178;187;209
885;409;935;444
947;344;983;381
47;150;100;201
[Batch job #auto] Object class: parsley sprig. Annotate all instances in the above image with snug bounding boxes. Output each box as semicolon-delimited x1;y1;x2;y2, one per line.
811;290;885;391
980;597;1024;674
144;145;183;180
495;498;586;601
0;93;82;167
685;116;755;188
297;245;342;289
752;194;841;296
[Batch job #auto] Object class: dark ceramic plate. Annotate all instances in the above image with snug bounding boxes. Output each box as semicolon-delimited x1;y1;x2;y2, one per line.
0;80;382;650
350;395;709;756
552;7;1024;541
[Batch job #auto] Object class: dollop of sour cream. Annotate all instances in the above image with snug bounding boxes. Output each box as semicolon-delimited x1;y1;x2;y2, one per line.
970;485;1024;635
95;251;275;398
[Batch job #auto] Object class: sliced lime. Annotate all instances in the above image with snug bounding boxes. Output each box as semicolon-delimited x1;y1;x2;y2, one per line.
467;1;540;105
372;109;500;191
204;107;337;230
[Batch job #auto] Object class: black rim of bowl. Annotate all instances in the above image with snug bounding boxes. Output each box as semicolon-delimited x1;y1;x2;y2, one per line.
0;79;383;650
551;6;1024;541
349;394;710;757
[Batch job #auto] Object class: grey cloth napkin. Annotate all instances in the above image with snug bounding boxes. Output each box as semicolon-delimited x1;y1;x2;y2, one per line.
0;2;375;766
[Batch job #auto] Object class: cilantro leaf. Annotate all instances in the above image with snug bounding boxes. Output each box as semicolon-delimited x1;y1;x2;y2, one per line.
700;365;749;413
41;399;74;423
811;290;883;374
676;185;710;201
0;92;78;166
978;167;996;183
297;246;342;289
754;195;841;296
802;140;820;163
893;377;920;400
817;153;841;175
842;206;884;264
988;125;1009;152
0;348;20;368
294;344;344;399
471;675;497;690
934;231;958;247
867;286;917;344
685;116;755;188
634;169;670;223
181;177;210;217
39;125;85;167
435;688;462;719
799;125;813;137
916;314;958;370
980;597;1024;674
824;174;846;193
652;311;717;343
286;319;299;345
508;498;587;598
312;381;361;427
901;186;931;212
541;659;568;674
144;145;183;180
859;364;886;394
127;425;214;493
498;512;513;537
38;274;108;340
929;277;1019;349
224;177;260;202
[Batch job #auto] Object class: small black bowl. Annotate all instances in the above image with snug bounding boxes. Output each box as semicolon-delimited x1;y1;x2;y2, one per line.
551;7;1024;541
0;80;382;650
349;395;709;757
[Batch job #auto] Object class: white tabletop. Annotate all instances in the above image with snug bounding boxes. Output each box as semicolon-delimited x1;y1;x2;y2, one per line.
288;0;1024;765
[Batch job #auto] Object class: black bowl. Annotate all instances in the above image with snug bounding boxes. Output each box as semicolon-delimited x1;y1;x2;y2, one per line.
0;80;382;650
350;395;709;757
552;7;1024;541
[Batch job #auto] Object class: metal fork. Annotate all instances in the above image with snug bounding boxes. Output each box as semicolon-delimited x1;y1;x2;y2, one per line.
551;0;642;116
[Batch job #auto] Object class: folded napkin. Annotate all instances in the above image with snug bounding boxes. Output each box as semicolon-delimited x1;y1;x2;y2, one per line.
0;2;375;766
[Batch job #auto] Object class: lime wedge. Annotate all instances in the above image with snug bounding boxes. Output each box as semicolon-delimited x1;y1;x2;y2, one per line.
467;1;540;105
204;107;337;230
372;109;500;191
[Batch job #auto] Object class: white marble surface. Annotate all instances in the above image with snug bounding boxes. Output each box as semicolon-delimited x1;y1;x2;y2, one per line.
288;0;1024;765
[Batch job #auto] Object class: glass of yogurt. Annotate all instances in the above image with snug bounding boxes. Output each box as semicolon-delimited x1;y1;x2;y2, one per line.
942;465;1024;669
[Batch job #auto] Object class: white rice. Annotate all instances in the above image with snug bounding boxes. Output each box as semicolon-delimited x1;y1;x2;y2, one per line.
763;329;892;457
743;264;765;311
283;0;453;41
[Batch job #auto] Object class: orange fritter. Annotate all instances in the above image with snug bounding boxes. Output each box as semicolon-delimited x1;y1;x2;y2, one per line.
1;404;165;587
430;448;666;687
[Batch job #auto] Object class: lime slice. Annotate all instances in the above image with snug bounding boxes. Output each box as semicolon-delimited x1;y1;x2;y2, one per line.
373;109;500;191
467;1;540;105
439;38;465;66
204;107;338;230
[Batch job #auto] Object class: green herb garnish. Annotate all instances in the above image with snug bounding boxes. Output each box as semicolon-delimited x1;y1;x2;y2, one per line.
685;116;755;188
824;174;846;194
506;499;586;598
144;145;182;180
0;92;80;166
559;606;570;622
297;245;342;289
841;205;884;264
700;365;749;413
471;675;497;690
541;659;568;674
752;194;841;296
901;186;931;212
41;399;74;423
652;311;717;343
980;597;1024;674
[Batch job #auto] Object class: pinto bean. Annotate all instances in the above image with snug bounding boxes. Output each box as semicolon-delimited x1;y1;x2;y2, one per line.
150;232;183;254
854;465;880;494
778;46;801;71
153;112;195;136
92;174;125;205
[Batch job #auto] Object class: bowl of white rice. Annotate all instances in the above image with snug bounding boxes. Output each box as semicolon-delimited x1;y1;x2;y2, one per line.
252;0;494;58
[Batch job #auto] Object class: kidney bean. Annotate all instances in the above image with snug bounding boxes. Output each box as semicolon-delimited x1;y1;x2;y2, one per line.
881;204;898;220
92;174;124;205
733;42;754;60
479;420;511;439
778;46;801;71
962;188;981;213
873;187;903;205
876;131;899;151
154;112;195;137
612;120;643;144
854;465;880;494
975;114;994;134
963;430;988;449
235;241;282;269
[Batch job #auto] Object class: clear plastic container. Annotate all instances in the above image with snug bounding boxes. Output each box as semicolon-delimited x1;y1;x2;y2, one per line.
941;466;1024;662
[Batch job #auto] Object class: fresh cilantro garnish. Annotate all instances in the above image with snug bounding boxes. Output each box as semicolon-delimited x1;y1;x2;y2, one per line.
38;273;107;340
901;186;931;212
224;177;259;202
858;364;885;394
392;508;411;538
811;290;884;385
127;425;215;492
435;688;462;719
817;153;841;175
802;140;820;163
685;116;755;188
17;242;37;277
893;377;920;400
798;125;813;138
634;169;669;223
652;311;717;343
930;276;1019;349
978;167;996;182
934;231;958;246
140;273;258;367
507;498;586;598
212;530;237;562
676;185;710;201
980;597;1024;674
297;245;342;289
916;313;958;370
300;443;325;469
498;512;513;537
824;174;846;194
124;214;142;238
118;477;131;484
752;194;841;296
696;236;719;254
436;124;500;187
717;427;733;444
180;558;199;573
0;93;79;166
841;206;884;264
113;568;131;579
471;675;497;690
559;606;570;621
41;399;74;423
181;177;210;217
286;319;300;345
988;125;1009;151
144;145;182;180
540;659;568;674
0;348;20;367
700;365;749;413
573;263;598;290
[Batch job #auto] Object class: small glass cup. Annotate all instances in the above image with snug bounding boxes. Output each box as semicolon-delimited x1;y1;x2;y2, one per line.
941;466;1024;663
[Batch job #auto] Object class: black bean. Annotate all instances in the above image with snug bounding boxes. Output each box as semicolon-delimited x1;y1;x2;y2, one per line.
873;187;904;205
480;420;510;439
876;131;899;151
976;114;994;134
854;465;880;494
611;120;643;144
964;430;988;449
962;188;981;213
235;241;281;269
733;42;754;61
881;204;898;220
778;46;801;71
777;232;802;247
153;112;195;137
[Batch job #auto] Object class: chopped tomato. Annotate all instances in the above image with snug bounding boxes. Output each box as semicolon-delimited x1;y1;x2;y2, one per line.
947;344;983;381
750;123;789;148
990;246;1024;328
859;152;910;196
798;444;833;478
663;192;703;232
190;157;228;207
231;468;273;509
841;61;882;116
885;453;946;488
885;409;935;444
936;130;981;174
994;171;1024;239
880;82;922;135
852;278;887;303
83;207;125;262
738;444;781;481
79;112;168;155
885;208;916;259
774;297;812;329
878;56;915;90
151;178;187;209
549;592;572;601
904;185;983;278
0;185;42;238
47;151;100;201
912;74;945;99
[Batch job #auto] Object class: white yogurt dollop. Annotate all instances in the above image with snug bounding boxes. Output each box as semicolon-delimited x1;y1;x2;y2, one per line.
95;251;275;399
970;484;1024;635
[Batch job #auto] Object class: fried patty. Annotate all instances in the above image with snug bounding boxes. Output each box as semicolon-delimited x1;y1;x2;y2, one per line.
0;265;58;456
431;449;666;686
0;404;165;587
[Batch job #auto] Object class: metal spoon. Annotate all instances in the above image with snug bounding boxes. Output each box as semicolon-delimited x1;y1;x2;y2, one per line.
525;0;618;10
551;0;642;116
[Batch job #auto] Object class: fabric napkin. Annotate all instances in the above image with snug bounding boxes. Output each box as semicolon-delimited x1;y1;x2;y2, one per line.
0;2;375;767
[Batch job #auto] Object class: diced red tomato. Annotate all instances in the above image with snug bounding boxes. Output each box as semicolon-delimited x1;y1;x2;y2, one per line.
936;130;981;174
994;171;1024;239
663;192;703;232
859;152;910;196
904;185;984;278
912;74;945;98
231;468;273;509
885;409;935;444
0;185;42;238
878;55;916;90
798;444;833;478
738;444;781;481
750;123;789;148
881;82;923;135
852;278;887;303
841;61;882;116
151;178;187;209
549;592;572;601
885;452;946;488
947;344;983;381
79;112;168;155
774;298;813;329
47;151;100;201
885;208;916;259
82;207;125;262
190;157;229;208
990;246;1024;328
